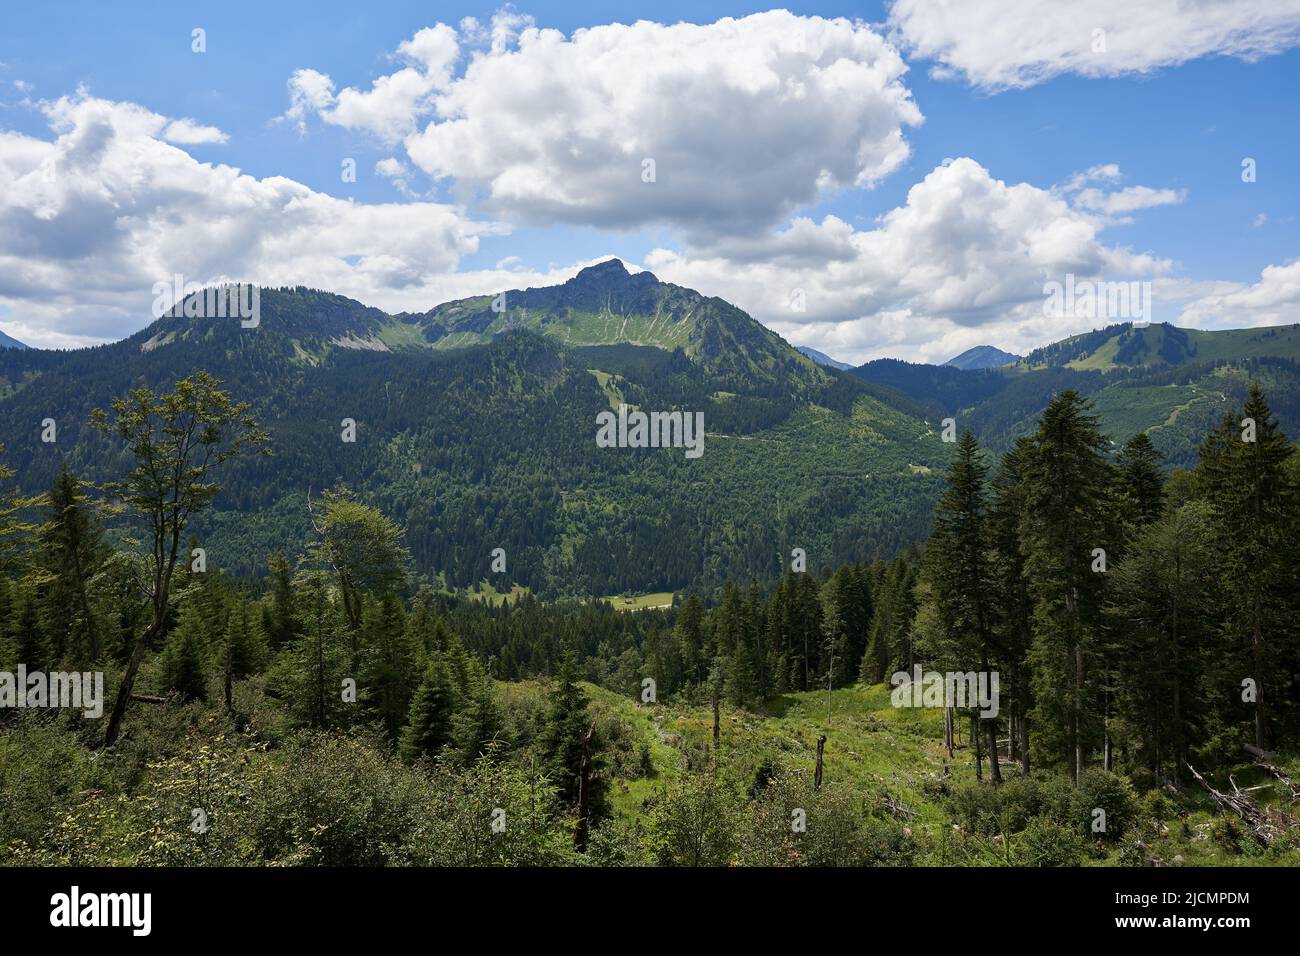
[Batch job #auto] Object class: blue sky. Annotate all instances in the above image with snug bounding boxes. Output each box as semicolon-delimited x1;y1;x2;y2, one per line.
2;1;1298;361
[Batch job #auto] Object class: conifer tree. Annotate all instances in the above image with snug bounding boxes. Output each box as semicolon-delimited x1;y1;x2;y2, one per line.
158;603;208;702
1117;432;1165;527
400;657;457;763
451;663;508;764
35;463;106;664
1019;391;1117;784
925;432;1002;781
1196;384;1297;749
360;591;416;739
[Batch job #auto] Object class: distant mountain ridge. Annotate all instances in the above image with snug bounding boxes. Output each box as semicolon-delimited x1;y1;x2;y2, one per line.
851;320;1300;468
797;345;853;370
0;328;27;350
944;344;1018;369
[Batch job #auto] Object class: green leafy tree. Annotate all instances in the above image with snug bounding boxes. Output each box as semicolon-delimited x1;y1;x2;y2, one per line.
90;372;268;746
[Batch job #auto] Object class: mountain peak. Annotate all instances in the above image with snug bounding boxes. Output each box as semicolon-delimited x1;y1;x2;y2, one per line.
943;345;1019;370
0;327;29;350
573;258;632;281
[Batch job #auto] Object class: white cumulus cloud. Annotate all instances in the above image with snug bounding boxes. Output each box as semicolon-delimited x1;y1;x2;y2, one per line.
286;11;923;237
647;157;1177;364
0;91;500;347
888;0;1300;90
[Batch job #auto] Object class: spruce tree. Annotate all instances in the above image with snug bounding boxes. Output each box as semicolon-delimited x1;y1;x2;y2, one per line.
925;431;1002;781
360;591;416;740
36;463;106;664
1196;384;1297;749
1117;432;1165;527
1020;391;1117;784
400;657;457;763
158;603;208;701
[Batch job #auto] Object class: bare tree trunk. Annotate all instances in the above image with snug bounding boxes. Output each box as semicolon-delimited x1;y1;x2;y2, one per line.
972;712;983;782
104;623;154;746
986;715;1002;784
575;723;594;852
1103;682;1112;772
814;734;826;790
1074;642;1084;786
1171;569;1182;784
712;689;720;748
1020;713;1030;774
944;704;954;757
1252;598;1265;751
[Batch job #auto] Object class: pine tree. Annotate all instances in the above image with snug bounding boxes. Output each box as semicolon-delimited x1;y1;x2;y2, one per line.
1117;432;1165;527
35;463;107;665
1020;391;1117;784
360;591;416;740
925;432;1002;781
400;658;457;763
1196;384;1297;749
158;603;208;701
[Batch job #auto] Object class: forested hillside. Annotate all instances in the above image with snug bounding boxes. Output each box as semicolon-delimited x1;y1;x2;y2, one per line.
0;272;948;595
852;322;1300;467
1;364;1297;867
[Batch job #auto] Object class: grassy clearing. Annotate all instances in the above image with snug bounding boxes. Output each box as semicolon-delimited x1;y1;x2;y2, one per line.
599;592;675;612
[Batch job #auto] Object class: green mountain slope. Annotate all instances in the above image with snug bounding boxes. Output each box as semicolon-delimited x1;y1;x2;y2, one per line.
853;322;1300;467
0;276;945;595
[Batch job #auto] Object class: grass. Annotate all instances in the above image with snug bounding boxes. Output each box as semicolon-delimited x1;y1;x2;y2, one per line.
598;592;675;612
463;580;531;607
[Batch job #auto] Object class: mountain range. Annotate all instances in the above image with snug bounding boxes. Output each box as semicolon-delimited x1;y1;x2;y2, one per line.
1;261;1297;595
0;328;26;350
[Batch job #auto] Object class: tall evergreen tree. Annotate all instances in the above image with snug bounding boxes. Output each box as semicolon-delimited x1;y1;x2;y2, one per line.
1020;391;1117;784
924;432;1002;781
1196;384;1298;749
35;463;107;664
1117;432;1165;527
400;657;458;763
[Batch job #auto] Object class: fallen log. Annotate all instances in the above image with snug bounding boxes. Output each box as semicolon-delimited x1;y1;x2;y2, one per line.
1187;762;1278;845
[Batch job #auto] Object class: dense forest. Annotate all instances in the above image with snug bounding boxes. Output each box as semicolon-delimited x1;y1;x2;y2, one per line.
1;369;1297;867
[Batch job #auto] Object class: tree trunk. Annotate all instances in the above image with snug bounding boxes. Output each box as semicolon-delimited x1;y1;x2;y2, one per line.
814;734;826;790
986;715;1002;784
1252;599;1265;751
1171;585;1183;784
972;712;983;782
712;689;720;748
575;724;594;852
1020;713;1030;774
104;620;157;746
1074;642;1084;786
